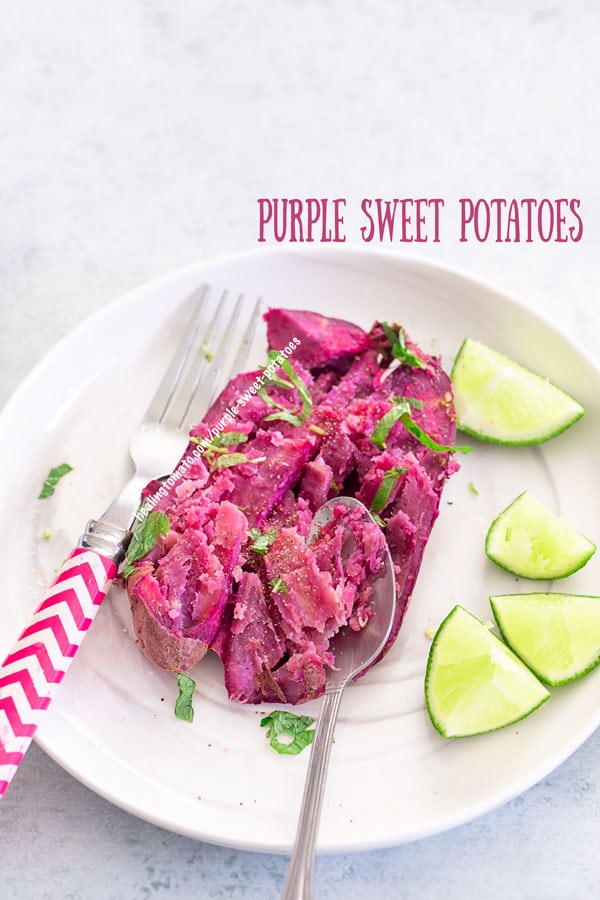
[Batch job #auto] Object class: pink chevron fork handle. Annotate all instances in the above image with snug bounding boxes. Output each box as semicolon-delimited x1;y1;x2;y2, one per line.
0;548;117;797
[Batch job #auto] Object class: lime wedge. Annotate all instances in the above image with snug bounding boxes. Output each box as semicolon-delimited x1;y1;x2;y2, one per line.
451;337;584;444
425;605;549;737
491;592;600;686
485;491;596;579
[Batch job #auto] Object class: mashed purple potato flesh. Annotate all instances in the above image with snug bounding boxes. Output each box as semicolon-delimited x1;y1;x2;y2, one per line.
127;309;458;704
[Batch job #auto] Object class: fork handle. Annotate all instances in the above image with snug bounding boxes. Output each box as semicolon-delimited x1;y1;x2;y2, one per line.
0;528;124;797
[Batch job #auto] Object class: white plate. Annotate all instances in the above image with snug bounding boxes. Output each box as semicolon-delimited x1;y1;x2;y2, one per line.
2;246;600;853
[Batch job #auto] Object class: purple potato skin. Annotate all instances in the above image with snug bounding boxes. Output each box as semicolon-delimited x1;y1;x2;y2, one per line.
127;311;457;703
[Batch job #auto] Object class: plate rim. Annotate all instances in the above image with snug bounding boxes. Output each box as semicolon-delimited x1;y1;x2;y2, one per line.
2;244;600;853
4;244;599;429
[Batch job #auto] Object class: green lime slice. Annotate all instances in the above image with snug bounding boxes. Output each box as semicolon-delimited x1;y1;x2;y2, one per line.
485;491;596;579
425;605;549;737
451;337;585;445
491;592;600;686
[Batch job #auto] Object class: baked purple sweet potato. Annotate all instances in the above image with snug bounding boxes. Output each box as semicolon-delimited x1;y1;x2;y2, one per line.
127;309;458;704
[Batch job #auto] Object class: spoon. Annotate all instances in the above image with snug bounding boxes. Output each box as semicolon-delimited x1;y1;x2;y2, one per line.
281;497;397;900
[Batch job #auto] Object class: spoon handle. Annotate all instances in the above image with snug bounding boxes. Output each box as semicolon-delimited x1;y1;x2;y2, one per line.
281;687;345;900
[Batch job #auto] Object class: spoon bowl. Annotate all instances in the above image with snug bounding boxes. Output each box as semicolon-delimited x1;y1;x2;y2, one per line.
281;496;397;899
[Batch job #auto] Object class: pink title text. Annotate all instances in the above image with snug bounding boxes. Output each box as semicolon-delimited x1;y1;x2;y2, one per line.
256;197;583;244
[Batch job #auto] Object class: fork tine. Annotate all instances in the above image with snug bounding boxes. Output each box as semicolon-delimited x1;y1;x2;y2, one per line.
144;284;209;425
175;289;233;429
180;293;263;428
207;292;246;393
169;288;230;430
219;295;262;399
152;285;262;435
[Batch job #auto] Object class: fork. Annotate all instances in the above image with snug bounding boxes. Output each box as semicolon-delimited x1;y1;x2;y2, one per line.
0;284;260;797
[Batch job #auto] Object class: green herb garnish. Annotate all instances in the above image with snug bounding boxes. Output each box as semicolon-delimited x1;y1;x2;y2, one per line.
38;463;73;499
401;413;472;455
191;432;256;471
371;404;410;450
270;577;288;594
261;353;295;390
209;431;248;448
258;385;299;421
123;510;169;579
174;673;196;722
391;395;425;410
260;352;313;426
210;452;253;472
370;467;407;513
382;322;424;369
201;342;214;362
39;529;52;540
469;481;479;496
263;406;304;427
192;430;248;457
258;386;285;408
281;361;312;420
260;710;315;755
371;400;471;455
248;527;278;554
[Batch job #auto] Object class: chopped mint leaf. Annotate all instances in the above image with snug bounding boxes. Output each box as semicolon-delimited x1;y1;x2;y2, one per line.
258;386;302;425
194;431;248;458
259;354;313;426
175;673;196;722
262;351;295;389
209;431;248;448
264;409;304;427
257;386;283;408
371;402;412;450
38;463;73;499
381;322;424;368
469;481;479;496
248;527;278;554
194;432;252;467
371;401;471;455
391;395;425;410
260;710;315;755
400;412;472;455
270;577;288;594
123;510;169;579
280;359;312;421
370;467;407;513
210;452;253;472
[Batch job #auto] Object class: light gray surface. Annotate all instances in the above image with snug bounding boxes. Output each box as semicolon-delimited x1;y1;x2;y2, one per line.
1;2;599;898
